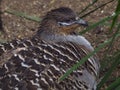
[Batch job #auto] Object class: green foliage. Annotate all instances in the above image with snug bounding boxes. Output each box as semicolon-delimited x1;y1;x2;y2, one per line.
106;77;120;90
109;0;120;33
97;49;120;90
4;10;41;22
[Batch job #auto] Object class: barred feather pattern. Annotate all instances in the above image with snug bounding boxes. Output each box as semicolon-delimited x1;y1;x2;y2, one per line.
0;37;99;90
0;38;40;56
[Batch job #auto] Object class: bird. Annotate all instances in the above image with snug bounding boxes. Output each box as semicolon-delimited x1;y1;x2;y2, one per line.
0;7;100;90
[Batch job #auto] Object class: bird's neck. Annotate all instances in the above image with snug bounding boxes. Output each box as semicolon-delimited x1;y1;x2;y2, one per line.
35;31;94;51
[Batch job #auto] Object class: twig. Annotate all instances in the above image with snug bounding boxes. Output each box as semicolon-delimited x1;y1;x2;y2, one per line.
80;0;115;18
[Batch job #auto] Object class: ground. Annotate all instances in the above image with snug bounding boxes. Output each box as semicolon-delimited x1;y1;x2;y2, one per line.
0;0;120;90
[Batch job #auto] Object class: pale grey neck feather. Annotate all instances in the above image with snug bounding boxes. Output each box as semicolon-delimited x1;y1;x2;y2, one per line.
39;34;94;51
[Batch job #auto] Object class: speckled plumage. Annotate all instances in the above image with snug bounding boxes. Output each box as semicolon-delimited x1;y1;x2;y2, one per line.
0;7;100;90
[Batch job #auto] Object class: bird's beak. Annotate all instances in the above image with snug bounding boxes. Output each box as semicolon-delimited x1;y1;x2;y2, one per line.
58;19;88;27
75;19;88;27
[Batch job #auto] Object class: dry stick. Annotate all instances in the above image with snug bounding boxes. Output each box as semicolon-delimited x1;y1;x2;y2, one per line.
80;0;115;18
78;0;98;15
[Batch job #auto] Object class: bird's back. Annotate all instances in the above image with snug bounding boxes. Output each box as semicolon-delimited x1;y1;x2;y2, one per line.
0;38;99;90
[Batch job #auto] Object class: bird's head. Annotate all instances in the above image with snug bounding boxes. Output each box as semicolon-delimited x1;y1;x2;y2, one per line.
37;7;88;36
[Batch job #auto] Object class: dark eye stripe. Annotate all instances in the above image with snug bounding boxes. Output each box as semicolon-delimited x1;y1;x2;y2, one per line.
64;18;75;22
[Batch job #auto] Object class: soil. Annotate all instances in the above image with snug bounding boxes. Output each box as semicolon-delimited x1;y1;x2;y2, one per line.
0;0;120;90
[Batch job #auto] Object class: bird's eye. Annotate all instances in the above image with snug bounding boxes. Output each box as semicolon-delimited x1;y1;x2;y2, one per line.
64;19;71;22
64;17;77;22
58;18;77;26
